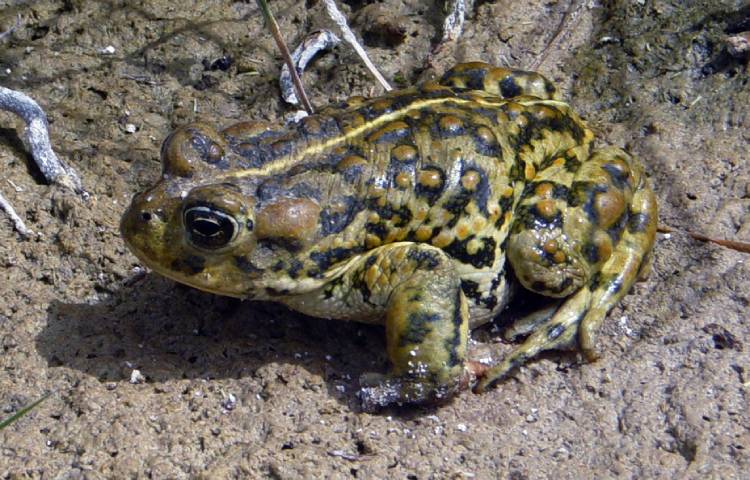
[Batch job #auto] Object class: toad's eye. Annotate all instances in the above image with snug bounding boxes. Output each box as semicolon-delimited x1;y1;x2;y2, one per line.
183;205;238;249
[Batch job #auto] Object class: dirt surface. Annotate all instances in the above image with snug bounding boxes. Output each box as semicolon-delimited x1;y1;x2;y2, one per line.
1;1;749;478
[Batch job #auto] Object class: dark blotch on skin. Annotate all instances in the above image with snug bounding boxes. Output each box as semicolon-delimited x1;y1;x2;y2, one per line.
628;212;651;233
601;163;632;190
406;249;440;270
435;117;466;137
365;255;377;268
461;165;491;214
388;146;419;188
443;192;473;227
287;259;304;279
310;246;364;272
565;157;582;173
544;79;557;95
365;221;388;239
415;166;446;205
369;124;411;144
583;242;600;263
256;180;321;204
444;236;496;268
366;200;413;227
257;237;304;253
473;107;503;125
570;182;608;225
441;67;486;91
606;212;629;244
508;163;521;181
341;164;365;183
472;128;502;157
531;276;573;295
399;311;440;347
189;129;223;165
499;76;522;98
522;181;569;200
495;195;515;227
323;276;344;300
508;106;587;151
447;290;465;367
351;269;375;305
515;204;563;231
265;287;290;297
320;196;361;236
234;142;273;168
589;272;602;290
297;116;340;140
461;279;498;310
234;256;263;275
171;255;205;275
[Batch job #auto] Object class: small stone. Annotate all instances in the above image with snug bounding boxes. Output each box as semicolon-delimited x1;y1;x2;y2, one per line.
129;369;145;384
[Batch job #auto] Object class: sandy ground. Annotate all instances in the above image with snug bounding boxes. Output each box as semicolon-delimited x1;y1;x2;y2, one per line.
1;1;749;478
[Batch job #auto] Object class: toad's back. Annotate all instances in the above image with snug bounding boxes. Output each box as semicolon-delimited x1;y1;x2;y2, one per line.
122;62;656;410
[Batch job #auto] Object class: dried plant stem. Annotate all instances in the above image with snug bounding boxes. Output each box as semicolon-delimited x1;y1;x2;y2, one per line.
528;0;585;71
322;0;392;92
658;225;750;254
256;0;314;114
0;190;29;236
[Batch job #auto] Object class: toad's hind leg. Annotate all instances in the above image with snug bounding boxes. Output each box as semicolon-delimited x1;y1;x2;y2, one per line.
352;243;469;411
475;147;657;393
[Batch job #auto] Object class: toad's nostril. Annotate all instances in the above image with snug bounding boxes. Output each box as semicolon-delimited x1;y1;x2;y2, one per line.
141;212;153;222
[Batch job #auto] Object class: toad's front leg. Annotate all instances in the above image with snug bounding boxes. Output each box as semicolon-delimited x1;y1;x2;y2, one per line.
294;243;470;411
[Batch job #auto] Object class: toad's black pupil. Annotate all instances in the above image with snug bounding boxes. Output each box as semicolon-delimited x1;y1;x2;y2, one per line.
193;217;221;236
184;206;235;249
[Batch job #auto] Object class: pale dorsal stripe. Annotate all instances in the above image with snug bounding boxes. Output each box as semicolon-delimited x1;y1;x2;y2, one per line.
221;98;570;181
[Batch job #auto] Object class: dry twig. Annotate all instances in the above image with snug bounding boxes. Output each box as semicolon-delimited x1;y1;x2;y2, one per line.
658;225;750;254
322;0;392;92
256;0;315;114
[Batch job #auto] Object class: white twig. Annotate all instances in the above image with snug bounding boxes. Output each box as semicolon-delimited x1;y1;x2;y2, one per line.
0;190;29;236
0;86;84;194
322;0;392;92
281;30;341;105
